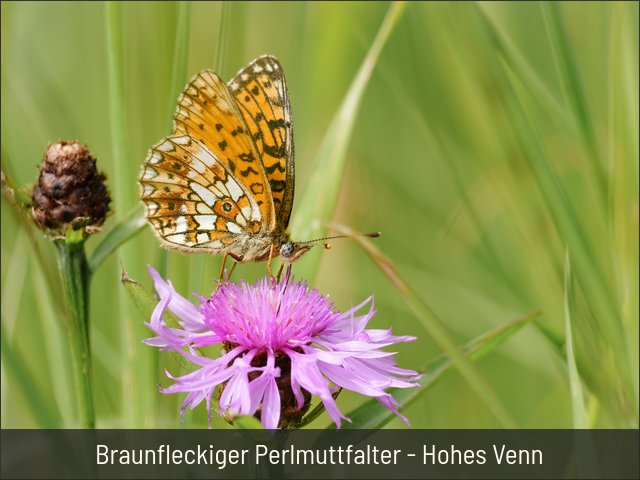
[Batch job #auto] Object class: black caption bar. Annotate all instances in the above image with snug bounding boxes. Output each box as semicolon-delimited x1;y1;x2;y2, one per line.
1;429;637;479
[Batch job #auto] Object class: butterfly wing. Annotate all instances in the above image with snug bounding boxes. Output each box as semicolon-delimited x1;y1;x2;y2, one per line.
140;134;262;253
172;70;275;230
228;55;295;231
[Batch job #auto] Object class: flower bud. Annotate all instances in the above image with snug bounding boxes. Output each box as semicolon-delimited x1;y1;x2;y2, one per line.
31;141;111;233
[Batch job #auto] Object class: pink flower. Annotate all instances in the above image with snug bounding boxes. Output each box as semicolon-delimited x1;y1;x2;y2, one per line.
145;266;420;429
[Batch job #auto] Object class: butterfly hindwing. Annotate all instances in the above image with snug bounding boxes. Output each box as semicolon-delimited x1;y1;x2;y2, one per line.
228;55;295;231
140;56;299;263
173;70;275;230
140;135;261;252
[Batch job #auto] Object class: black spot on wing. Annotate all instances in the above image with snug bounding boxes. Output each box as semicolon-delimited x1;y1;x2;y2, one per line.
238;152;255;162
240;166;260;177
250;183;264;195
263;143;286;158
265;162;286;174
269;180;286;193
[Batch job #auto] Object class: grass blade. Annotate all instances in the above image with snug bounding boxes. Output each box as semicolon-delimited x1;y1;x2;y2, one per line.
1;322;62;427
88;207;146;273
167;2;191;119
214;1;231;74
157;2;191;280
563;250;589;428
503;65;634;425
335;224;520;428
290;2;407;279
607;3;639;412
106;2;156;427
475;3;569;126
541;3;606;203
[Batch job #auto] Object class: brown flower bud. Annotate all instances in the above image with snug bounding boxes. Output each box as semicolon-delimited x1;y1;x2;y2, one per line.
31;141;111;232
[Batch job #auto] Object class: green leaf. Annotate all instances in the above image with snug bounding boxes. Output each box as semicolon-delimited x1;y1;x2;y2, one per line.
88;207;146;273
290;2;407;280
120;269;194;371
563;250;589;428
297;389;342;428
233;415;264;430
341;310;541;430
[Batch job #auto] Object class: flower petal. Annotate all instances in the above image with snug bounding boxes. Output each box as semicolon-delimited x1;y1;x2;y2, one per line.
148;265;205;331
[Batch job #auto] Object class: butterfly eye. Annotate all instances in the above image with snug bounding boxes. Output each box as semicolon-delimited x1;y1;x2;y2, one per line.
280;242;294;258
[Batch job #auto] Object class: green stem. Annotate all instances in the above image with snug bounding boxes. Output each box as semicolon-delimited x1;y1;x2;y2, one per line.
55;235;95;428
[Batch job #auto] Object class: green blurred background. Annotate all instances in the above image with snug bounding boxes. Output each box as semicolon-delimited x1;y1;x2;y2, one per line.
1;1;638;428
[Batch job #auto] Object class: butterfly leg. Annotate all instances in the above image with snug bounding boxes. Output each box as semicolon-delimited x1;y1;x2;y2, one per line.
283;264;293;285
275;263;285;283
218;252;242;284
218;254;229;284
226;260;238;281
267;244;277;285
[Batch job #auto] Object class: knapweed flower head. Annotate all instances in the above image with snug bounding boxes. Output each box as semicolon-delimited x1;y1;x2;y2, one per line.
145;267;420;429
31;141;110;235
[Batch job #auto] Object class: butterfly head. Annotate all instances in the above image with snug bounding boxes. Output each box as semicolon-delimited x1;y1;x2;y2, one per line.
279;241;312;263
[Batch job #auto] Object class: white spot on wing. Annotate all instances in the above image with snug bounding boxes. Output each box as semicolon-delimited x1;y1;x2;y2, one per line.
214;180;229;197
197;233;209;244
253;64;263;73
175;216;188;233
250;205;261;222
194;215;217;230
173;136;191;146
191;182;217;206
198;148;217;167
196;203;214;214
142;168;157;180
227;179;243;201
156;141;173;152
180;204;188;214
143;184;155;195
241;206;252;219
150;152;163;164
191;158;206;173
234;214;247;227
226;222;242;234
167;233;186;245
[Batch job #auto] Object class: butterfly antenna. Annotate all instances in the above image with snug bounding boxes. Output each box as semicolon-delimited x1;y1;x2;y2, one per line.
299;231;381;248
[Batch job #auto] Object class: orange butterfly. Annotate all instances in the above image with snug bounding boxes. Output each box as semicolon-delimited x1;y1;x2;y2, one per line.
139;55;377;279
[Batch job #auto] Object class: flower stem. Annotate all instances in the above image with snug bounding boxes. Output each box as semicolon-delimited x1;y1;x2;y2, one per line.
55;232;95;428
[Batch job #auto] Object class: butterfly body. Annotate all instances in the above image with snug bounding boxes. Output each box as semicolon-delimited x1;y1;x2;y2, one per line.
140;56;308;272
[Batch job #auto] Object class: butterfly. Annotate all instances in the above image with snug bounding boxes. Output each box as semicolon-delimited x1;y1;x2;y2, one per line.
139;55;313;279
140;55;379;279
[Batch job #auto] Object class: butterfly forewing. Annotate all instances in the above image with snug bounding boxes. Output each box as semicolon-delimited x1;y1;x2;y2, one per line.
228;55;295;230
140;135;261;252
173;70;275;229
